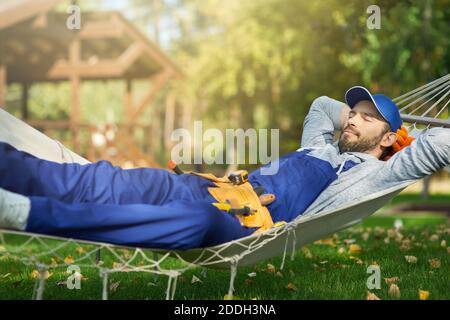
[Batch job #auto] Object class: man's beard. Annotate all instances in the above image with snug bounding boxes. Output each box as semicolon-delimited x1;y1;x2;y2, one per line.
338;127;383;154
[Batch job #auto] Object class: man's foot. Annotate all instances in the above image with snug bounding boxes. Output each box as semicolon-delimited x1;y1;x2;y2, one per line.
0;188;30;230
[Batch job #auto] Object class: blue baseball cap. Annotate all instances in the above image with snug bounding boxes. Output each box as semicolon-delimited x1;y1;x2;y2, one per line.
345;86;402;132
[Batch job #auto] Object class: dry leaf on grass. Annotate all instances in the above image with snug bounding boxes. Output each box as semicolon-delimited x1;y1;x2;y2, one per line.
64;255;74;265
75;247;86;255
362;233;370;241
419;290;430;300
384;277;400;284
428;258;441;269
429;234;439;242
30;270;52;280
348;244;362;254
247;272;257;278
388;284;401;298
367;291;381;300
191;275;202;284
440;240;446;248
404;255;418;264
266;263;276;273
314;238;336;247
349;256;363;265
301;247;313;259
56;280;67;286
285;283;298;291
337;247;346;254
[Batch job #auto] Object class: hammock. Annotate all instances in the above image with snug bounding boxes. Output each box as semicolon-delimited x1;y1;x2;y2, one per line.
1;74;449;300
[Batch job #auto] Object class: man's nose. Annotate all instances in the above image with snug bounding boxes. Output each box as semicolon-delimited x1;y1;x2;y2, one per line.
348;114;361;127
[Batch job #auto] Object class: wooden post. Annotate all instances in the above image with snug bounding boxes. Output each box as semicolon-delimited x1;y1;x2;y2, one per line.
21;83;30;120
0;64;6;108
69;39;81;152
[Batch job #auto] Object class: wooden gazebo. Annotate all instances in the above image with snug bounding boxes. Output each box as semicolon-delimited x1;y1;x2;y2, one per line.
0;0;183;167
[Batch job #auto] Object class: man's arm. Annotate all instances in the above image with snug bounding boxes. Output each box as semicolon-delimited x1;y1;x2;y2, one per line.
384;127;450;182
301;96;350;148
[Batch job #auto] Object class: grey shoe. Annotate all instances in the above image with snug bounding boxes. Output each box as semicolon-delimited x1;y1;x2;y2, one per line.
0;188;30;230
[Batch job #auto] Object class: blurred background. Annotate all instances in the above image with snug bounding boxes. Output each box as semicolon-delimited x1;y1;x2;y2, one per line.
0;0;449;196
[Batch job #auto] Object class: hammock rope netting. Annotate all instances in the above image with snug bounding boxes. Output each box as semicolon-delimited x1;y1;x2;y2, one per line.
0;74;449;300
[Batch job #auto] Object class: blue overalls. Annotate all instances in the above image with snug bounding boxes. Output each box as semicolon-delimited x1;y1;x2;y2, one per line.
0;142;356;249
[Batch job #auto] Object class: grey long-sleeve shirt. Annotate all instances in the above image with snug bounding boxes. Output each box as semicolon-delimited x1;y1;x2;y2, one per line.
300;96;450;215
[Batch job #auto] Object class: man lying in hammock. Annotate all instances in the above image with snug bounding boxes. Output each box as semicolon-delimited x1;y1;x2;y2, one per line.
0;86;449;250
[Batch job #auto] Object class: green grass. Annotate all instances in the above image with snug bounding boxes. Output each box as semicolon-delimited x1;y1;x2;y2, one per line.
1;213;448;300
388;193;450;206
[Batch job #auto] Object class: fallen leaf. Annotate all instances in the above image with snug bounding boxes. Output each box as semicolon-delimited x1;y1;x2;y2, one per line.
109;281;120;292
247;272;257;278
440;240;446;248
223;294;241;300
285;283;298;291
428;258;441;269
301;247;313;259
50;258;59;268
314;238;336;247
30;270;39;279
367;291;381;300
384;237;390;244
30;270;52;280
389;284;401;299
337;247;346;254
348;244;362;254
344;239;356;245
387;229;397;238
362;232;370;241
374;227;385;236
404;255;418;264
191;275;202;284
384;277;400;284
399;239;412;252
419;290;430;300
276;271;283;278
266;263;276;273
64;255;74;265
429;234;439;242
56;280;67;287
75;247;86;255
349;255;363;264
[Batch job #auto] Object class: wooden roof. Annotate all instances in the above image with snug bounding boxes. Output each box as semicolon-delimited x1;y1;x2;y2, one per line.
0;1;182;83
0;0;64;30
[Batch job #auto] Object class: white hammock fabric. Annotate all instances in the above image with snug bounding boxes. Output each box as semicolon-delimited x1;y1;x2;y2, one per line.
0;74;449;300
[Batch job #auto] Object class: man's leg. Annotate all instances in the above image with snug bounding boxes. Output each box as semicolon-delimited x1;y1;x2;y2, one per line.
0;141;212;205
24;195;254;249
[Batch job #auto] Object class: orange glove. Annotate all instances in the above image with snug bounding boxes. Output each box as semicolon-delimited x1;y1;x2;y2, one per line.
383;125;415;161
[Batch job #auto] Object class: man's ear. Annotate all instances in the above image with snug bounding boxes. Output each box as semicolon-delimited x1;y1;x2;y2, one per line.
381;132;397;148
